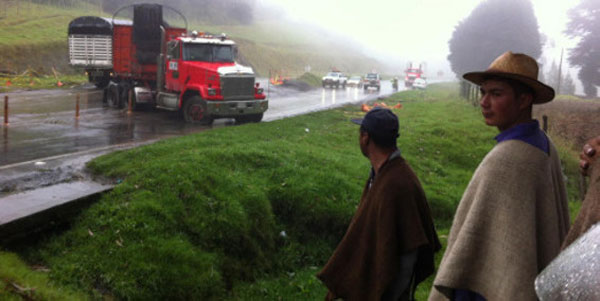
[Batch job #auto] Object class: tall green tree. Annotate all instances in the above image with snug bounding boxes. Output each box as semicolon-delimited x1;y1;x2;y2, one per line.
447;0;542;77
565;0;600;98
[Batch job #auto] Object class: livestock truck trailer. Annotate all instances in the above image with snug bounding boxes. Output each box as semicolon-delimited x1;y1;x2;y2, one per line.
68;3;268;124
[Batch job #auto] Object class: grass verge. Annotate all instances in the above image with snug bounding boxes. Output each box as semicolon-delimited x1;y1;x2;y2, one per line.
2;83;582;299
0;251;87;300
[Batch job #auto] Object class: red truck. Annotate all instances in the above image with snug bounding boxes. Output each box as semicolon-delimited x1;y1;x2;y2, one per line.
404;62;425;88
68;3;267;124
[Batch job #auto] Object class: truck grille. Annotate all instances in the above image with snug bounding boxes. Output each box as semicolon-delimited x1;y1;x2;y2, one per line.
221;75;255;100
68;35;113;67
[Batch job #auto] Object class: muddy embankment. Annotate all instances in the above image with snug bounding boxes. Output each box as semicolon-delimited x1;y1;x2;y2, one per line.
0;42;75;75
534;98;600;149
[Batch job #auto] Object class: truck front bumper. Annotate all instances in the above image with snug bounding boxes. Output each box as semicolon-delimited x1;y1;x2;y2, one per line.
206;99;268;117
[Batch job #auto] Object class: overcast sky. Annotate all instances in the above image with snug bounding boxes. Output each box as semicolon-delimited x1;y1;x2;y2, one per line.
265;0;579;81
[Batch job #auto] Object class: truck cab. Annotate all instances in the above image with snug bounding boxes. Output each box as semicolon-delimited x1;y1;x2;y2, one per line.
160;32;267;124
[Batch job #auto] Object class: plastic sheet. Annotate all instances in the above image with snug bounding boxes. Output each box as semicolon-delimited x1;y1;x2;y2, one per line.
535;223;600;300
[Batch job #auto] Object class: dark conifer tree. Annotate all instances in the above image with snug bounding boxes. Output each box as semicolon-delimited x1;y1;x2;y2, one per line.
565;0;600;98
447;0;542;78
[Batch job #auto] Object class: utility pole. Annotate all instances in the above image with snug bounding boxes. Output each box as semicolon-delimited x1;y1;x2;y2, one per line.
557;48;563;95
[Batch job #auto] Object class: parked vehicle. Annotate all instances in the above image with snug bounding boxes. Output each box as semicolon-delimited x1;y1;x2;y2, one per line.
68;3;267;124
363;73;381;91
347;76;363;88
404;62;425;88
412;77;427;90
322;71;347;89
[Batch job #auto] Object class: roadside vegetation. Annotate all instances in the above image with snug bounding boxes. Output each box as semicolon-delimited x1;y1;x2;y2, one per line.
1;83;583;299
295;72;322;87
0;251;87;300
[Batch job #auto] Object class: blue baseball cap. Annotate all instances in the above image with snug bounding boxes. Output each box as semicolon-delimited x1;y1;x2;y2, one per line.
351;107;399;139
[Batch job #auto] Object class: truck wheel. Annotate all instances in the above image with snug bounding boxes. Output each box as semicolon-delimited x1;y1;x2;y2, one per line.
183;96;213;125
95;78;109;89
106;84;121;108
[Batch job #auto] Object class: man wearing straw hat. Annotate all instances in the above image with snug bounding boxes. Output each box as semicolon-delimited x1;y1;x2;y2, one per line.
429;51;570;301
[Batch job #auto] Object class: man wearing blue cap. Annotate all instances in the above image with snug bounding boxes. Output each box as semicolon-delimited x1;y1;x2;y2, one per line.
318;107;440;301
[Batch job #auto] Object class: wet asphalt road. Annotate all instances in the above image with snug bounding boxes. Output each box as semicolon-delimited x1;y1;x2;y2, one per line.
0;79;403;167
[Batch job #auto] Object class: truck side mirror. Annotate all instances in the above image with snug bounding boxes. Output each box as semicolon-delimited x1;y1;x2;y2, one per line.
233;46;239;60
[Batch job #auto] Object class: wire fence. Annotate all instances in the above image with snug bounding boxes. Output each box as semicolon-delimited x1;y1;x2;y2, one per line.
460;80;480;107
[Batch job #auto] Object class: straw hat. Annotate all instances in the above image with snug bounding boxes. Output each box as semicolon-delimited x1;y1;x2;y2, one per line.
463;51;555;104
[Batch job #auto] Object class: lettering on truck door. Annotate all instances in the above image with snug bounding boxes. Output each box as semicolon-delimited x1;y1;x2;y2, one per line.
166;40;182;92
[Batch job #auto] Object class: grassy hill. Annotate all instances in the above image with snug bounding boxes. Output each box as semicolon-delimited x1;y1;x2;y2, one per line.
0;2;383;78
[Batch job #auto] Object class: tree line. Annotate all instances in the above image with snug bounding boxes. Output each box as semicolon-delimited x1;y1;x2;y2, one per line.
448;0;599;98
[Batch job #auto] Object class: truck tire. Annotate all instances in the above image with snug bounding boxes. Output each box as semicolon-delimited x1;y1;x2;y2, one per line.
89;72;110;89
95;77;110;89
106;84;122;108
183;96;213;125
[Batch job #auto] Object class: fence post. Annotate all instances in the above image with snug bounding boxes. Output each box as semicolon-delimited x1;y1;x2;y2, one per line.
75;94;80;119
542;115;548;133
3;95;8;126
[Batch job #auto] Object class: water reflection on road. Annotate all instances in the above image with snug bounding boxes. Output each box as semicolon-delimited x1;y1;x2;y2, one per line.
0;80;402;166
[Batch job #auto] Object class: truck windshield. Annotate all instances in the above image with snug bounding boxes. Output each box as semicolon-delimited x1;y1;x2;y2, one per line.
183;44;234;62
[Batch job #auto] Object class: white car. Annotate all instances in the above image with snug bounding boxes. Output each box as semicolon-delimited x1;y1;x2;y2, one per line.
346;76;363;88
322;72;347;89
412;78;427;90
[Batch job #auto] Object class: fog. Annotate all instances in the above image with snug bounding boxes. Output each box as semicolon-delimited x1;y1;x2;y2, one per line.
261;0;581;89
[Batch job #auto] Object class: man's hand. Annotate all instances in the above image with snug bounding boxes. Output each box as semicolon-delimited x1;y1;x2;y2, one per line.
580;136;600;176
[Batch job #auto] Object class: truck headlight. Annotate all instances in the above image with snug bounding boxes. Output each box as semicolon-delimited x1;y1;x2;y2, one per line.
257;88;264;94
208;88;217;96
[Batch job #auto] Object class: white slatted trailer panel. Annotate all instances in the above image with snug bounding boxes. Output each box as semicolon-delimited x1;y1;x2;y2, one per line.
69;35;113;67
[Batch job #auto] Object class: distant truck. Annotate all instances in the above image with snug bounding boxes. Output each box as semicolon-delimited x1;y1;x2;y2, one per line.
404;62;425;88
363;72;381;91
322;71;347;89
68;3;267;124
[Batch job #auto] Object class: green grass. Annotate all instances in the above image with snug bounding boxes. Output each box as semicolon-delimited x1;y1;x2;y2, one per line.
0;251;87;300
0;73;86;92
2;83;582;299
296;72;322;87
